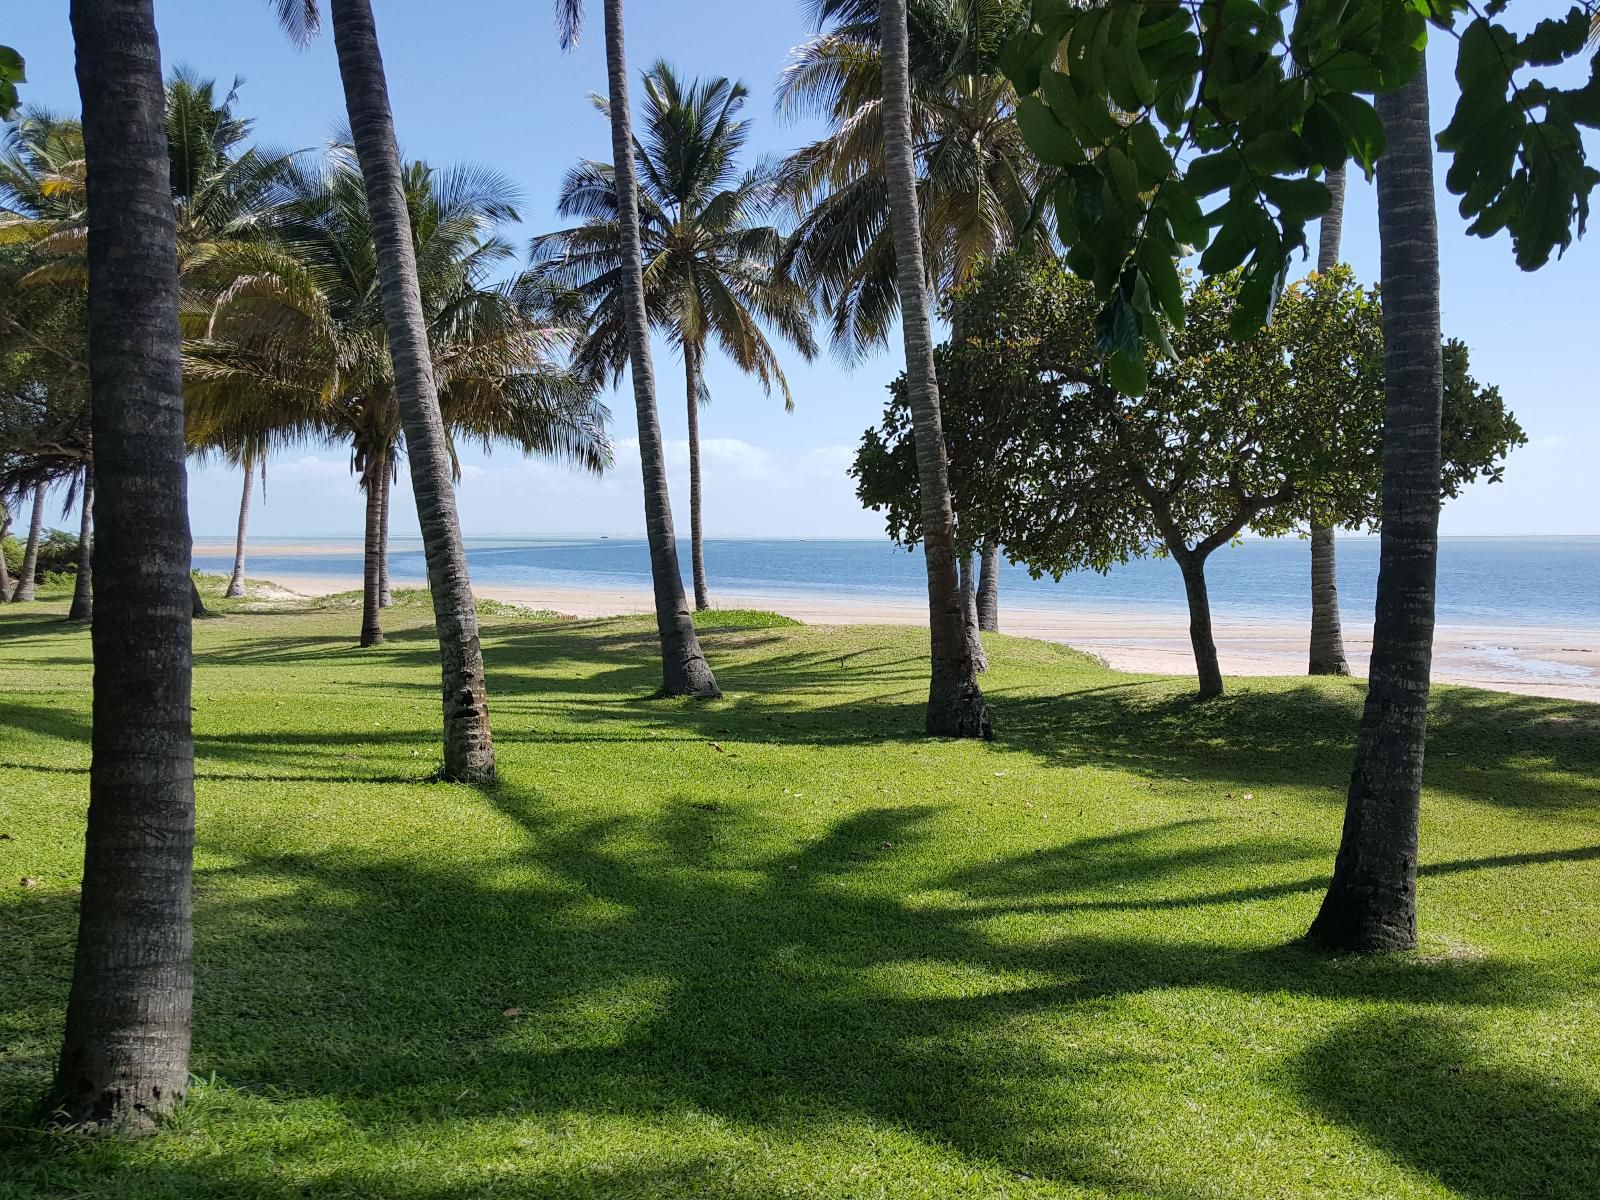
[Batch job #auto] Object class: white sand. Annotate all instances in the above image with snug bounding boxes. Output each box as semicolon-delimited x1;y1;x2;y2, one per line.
262;571;1600;704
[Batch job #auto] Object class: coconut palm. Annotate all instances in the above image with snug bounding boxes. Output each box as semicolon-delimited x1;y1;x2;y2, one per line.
1307;166;1350;676
187;150;610;647
270;0;498;780
1308;58;1444;953
531;62;816;611
776;0;1044;360
48;0;194;1131
552;0;720;697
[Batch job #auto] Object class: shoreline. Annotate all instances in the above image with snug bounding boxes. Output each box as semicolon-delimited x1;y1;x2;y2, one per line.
251;570;1600;704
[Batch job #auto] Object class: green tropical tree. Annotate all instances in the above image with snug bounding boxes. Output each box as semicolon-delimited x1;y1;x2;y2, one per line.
532;61;815;611
48;0;194;1131
551;0;720;697
187;150;609;647
269;0;498;780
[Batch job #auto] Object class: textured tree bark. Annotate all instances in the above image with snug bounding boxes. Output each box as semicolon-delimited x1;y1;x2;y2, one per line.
68;466;94;622
360;449;385;647
685;342;710;611
1175;551;1223;700
49;0;194;1133
958;551;988;673
190;575;206;617
976;538;999;632
878;0;990;738
330;0;495;779
0;509;12;599
377;463;392;608
601;0;720;697
11;481;45;602
1309;60;1442;954
1308;165;1350;676
224;450;252;598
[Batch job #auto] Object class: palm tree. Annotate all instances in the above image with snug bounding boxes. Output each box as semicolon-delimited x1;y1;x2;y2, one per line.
553;0;720;697
777;0;1045;359
1308;57;1443;953
7;481;44;601
874;0;990;737
48;0;194;1131
532;62;816;611
188;151;609;647
1307;166;1350;676
271;0;498;779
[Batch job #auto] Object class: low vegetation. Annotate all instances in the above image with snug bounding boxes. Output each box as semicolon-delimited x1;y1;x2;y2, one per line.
3;581;1596;1198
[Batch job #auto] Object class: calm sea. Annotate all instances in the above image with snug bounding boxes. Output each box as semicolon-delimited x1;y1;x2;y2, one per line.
194;534;1600;631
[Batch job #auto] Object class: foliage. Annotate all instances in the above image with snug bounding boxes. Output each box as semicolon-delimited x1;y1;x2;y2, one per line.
2;526;80;577
777;0;1051;359
691;607;805;628
0;46;22;120
854;253;1524;575
531;61;815;403
999;1;1600;392
2;593;1597;1197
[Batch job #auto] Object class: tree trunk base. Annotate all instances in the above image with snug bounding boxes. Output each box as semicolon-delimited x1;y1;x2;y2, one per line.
926;689;993;739
1309;658;1351;677
360;627;384;647
224;578;246;599
1307;880;1418;953
659;654;721;700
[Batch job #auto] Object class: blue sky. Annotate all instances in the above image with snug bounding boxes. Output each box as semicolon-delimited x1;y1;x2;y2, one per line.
10;1;1596;538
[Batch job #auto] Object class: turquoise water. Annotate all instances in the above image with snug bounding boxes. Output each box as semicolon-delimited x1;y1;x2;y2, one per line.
196;534;1600;630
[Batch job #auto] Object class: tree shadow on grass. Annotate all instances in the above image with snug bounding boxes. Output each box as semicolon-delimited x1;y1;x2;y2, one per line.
1293;1014;1600;1200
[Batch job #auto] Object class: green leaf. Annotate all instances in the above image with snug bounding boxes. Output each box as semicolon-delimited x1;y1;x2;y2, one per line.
1108;347;1149;395
1017;96;1085;167
1260;175;1333;221
1138;235;1185;325
1128;119;1173;186
1186;151;1242;196
1320;93;1386;177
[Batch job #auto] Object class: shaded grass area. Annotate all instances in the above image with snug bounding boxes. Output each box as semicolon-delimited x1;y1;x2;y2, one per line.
1;579;1597;1198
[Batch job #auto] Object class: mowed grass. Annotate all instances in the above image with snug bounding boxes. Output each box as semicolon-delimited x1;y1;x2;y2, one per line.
1;575;1598;1199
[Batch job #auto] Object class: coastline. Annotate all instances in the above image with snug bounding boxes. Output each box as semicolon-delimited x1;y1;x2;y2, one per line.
252;569;1600;704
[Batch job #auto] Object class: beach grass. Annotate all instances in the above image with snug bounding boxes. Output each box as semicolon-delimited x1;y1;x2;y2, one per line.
2;574;1597;1199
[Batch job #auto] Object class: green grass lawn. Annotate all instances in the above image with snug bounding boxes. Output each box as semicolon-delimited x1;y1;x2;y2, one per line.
2;575;1597;1199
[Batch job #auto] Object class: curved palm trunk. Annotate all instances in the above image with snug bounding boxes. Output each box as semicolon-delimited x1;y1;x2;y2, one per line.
685;342;710;612
360;451;386;646
958;550;988;672
11;481;45;602
601;0;719;697
1308;166;1350;676
1309;59;1442;954
329;0;495;779
49;0;194;1132
224;451;252;598
68;466;94;622
976;538;999;632
879;0;990;738
377;464;392;608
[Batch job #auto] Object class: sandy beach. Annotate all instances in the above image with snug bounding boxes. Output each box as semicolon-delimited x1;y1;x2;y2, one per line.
256;570;1600;703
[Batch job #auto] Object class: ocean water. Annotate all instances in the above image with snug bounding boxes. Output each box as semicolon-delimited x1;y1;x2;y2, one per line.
196;534;1600;631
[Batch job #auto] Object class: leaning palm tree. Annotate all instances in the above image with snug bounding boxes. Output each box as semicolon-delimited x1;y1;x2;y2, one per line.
531;62;815;611
552;0;720;697
270;0;497;780
815;0;990;736
188;151;610;647
1308;57;1444;953
48;0;195;1131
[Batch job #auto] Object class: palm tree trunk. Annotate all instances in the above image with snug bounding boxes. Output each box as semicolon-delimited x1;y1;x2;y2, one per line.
1175;549;1223;699
685;341;711;611
958;550;988;673
878;0;990;738
68;465;94;622
329;0;495;780
1309;57;1442;954
601;0;719;697
377;464;392;608
0;510;12;599
190;575;207;617
224;450;252;598
11;480;45;602
360;450;386;647
976;537;999;632
49;0;194;1132
1308;165;1350;676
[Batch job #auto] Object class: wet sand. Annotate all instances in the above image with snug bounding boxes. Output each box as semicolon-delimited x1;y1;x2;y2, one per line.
261;572;1600;704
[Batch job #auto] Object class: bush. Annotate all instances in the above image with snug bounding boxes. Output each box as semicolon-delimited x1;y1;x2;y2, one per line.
2;527;81;577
